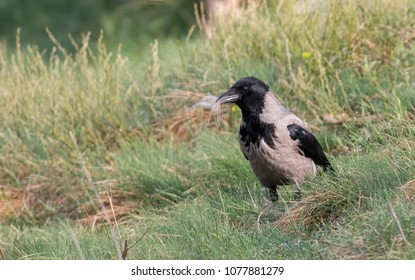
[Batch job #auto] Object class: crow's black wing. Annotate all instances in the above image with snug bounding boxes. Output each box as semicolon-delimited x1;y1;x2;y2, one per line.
287;123;332;171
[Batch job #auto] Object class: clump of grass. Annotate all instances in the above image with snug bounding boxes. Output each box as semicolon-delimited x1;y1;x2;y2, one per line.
276;191;345;232
1;33;124;180
276;146;415;231
115;140;196;206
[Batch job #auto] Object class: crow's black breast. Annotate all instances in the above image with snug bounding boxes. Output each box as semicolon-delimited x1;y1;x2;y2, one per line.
239;117;277;149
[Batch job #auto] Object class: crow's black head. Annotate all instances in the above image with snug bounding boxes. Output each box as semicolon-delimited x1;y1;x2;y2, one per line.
216;77;270;117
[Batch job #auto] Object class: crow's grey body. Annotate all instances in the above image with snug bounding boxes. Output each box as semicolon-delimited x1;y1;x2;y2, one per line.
239;93;316;189
216;77;331;200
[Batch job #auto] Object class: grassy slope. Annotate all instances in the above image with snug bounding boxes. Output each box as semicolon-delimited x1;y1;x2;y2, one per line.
1;0;415;259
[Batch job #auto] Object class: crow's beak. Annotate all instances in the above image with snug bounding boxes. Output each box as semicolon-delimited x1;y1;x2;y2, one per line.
216;88;240;104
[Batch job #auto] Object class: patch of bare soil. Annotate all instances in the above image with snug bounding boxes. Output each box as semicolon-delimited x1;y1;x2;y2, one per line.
0;183;138;228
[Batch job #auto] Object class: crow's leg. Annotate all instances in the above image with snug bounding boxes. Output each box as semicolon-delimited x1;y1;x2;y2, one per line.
260;186;285;213
294;181;303;200
269;187;279;202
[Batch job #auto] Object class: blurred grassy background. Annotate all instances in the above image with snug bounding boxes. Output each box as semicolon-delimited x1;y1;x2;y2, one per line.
0;0;198;50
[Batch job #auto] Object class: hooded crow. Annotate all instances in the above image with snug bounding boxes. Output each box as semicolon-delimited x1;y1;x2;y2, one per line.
216;77;332;201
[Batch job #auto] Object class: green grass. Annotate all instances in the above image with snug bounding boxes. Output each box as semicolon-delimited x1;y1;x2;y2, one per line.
1;0;415;260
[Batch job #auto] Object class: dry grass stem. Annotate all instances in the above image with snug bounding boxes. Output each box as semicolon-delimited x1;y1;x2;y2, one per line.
69;131;122;260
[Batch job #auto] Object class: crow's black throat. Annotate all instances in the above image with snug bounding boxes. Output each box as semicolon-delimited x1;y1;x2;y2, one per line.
240;115;277;149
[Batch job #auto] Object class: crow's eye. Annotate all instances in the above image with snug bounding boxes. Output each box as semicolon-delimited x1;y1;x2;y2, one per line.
242;87;248;94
